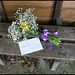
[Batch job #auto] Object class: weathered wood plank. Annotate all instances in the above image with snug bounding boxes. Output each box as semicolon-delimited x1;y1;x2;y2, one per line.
0;38;21;56
61;8;75;19
51;60;60;71
63;18;75;25
4;7;53;17
0;14;2;22
62;1;75;8
53;1;63;19
39;25;75;40
0;23;75;60
53;1;63;25
0;23;75;40
0;1;8;22
0;59;5;65
3;1;54;7
61;1;75;24
0;38;75;61
26;42;75;61
4;7;53;23
0;8;1;13
2;1;55;23
7;16;52;24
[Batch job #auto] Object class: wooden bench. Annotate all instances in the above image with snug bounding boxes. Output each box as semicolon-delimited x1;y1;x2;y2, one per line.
0;0;75;71
0;23;75;70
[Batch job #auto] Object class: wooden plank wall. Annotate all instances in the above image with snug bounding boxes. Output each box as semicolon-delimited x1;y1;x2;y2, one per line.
0;5;1;14
0;1;8;22
0;2;2;20
61;1;75;25
3;1;55;24
2;1;75;25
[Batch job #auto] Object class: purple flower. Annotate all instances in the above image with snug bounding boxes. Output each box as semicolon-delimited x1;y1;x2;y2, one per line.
38;29;60;51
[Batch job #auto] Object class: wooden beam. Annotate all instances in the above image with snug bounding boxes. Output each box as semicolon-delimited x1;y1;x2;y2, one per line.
0;23;75;61
0;55;5;65
51;60;60;71
53;1;63;25
53;1;63;19
0;14;2;22
0;1;8;22
0;58;5;65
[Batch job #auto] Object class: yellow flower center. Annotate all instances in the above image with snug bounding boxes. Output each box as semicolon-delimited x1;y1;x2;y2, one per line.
20;22;30;31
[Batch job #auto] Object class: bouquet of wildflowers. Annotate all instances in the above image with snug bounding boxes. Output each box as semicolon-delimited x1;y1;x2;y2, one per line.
7;8;61;50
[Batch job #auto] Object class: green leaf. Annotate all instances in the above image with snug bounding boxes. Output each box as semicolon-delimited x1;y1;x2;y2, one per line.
25;30;40;37
50;39;60;46
49;36;61;43
48;36;61;46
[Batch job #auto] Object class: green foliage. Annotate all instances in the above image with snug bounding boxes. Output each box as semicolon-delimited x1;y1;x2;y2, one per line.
48;36;61;46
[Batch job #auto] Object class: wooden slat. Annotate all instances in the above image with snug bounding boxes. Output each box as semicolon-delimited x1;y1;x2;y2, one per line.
62;18;75;25
0;38;75;61
3;1;54;7
0;23;75;41
61;8;75;19
0;1;8;22
7;16;52;24
0;23;75;60
4;7;53;17
52;1;63;25
0;38;21;56
0;5;1;13
62;22;72;26
36;17;52;24
3;1;55;23
4;7;53;23
53;1;63;19
27;42;75;61
0;9;1;13
39;25;75;40
62;1;75;8
61;1;75;24
4;16;75;25
63;18;75;23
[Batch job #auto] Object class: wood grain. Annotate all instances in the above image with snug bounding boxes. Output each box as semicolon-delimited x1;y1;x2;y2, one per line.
63;18;75;22
62;18;75;25
0;5;1;13
0;2;2;13
61;8;75;19
0;23;75;60
53;1;63;19
26;42;75;61
60;1;75;24
0;38;75;61
0;9;1;13
4;7;53;17
4;6;53;23
39;24;75;40
3;1;54;23
3;1;54;7
0;1;8;22
0;23;75;41
2;1;75;24
7;16;52;24
62;1;75;8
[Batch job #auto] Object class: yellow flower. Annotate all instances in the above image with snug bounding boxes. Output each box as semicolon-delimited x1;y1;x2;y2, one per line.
20;22;30;31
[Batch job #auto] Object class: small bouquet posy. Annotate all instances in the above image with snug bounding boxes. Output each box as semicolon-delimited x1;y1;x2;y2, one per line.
7;8;61;51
